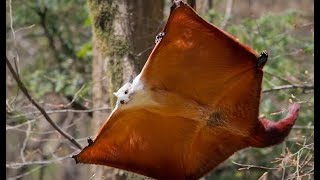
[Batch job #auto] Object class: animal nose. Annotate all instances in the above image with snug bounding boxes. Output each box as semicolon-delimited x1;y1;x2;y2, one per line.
120;100;125;104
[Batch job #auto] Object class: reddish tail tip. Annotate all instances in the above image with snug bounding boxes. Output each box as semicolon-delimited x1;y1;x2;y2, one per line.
251;103;300;148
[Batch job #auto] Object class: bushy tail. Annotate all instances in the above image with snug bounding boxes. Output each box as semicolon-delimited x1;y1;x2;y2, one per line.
250;103;300;148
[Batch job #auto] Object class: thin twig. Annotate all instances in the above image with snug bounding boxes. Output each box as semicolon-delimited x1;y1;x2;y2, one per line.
9;0;15;42
7;165;48;180
6;119;38;130
258;172;268;180
6;155;69;169
14;24;36;34
263;84;313;93
63;85;86;108
6;56;82;150
31;137;88;143
232;161;280;170
7;109;91;135
264;71;294;85
135;45;154;57
8;0;22;104
20;122;31;163
8;107;110;119
221;0;233;28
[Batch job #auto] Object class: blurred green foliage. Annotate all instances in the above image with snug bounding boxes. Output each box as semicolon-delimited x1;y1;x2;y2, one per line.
8;0;93;100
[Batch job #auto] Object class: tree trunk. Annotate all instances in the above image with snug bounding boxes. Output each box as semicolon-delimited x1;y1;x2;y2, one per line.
196;0;210;16
88;0;163;179
187;0;196;9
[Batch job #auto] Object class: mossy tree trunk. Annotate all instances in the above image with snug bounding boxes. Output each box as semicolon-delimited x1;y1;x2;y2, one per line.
88;0;163;179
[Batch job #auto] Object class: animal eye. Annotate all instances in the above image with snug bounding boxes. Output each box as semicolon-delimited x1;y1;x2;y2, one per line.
120;100;125;104
124;90;128;94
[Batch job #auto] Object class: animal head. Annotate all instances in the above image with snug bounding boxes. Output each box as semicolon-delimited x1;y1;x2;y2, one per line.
113;82;133;106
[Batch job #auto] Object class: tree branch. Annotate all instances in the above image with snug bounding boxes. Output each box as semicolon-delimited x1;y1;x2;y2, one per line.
187;0;196;9
35;7;62;63
6;56;82;150
221;0;233;28
6;155;69;169
264;71;295;85
263;84;314;93
8;107;110;119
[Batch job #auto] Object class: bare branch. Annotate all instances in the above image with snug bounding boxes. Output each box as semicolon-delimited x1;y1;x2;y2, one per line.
234;135;314;179
63;85;86;108
7;165;47;180
264;71;294;85
8;0;15;42
6;155;69;169
221;0;233;28
135;45;154;57
263;84;314;93
8;107;110;119
20;122;31;163
6;56;82;150
35;6;63;64
232;161;280;170
6;119;38;130
14;24;36;34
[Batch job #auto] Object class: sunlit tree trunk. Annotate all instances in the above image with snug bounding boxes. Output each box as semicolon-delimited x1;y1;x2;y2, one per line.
88;0;163;179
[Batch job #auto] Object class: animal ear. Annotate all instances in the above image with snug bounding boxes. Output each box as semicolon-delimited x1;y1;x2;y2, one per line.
128;75;133;83
113;92;118;97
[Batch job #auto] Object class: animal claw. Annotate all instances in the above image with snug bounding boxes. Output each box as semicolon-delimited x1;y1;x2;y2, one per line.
155;32;165;44
71;154;79;164
87;137;94;146
256;50;268;68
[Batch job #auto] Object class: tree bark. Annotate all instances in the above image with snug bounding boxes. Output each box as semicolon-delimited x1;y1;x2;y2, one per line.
187;0;196;9
88;0;163;179
196;0;210;16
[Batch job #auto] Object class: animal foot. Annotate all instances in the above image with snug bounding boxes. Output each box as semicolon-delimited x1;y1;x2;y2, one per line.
87;137;93;146
155;32;165;44
256;50;268;68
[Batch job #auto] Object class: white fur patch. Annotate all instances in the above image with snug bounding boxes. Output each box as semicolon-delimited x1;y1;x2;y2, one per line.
113;73;144;107
131;73;144;92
